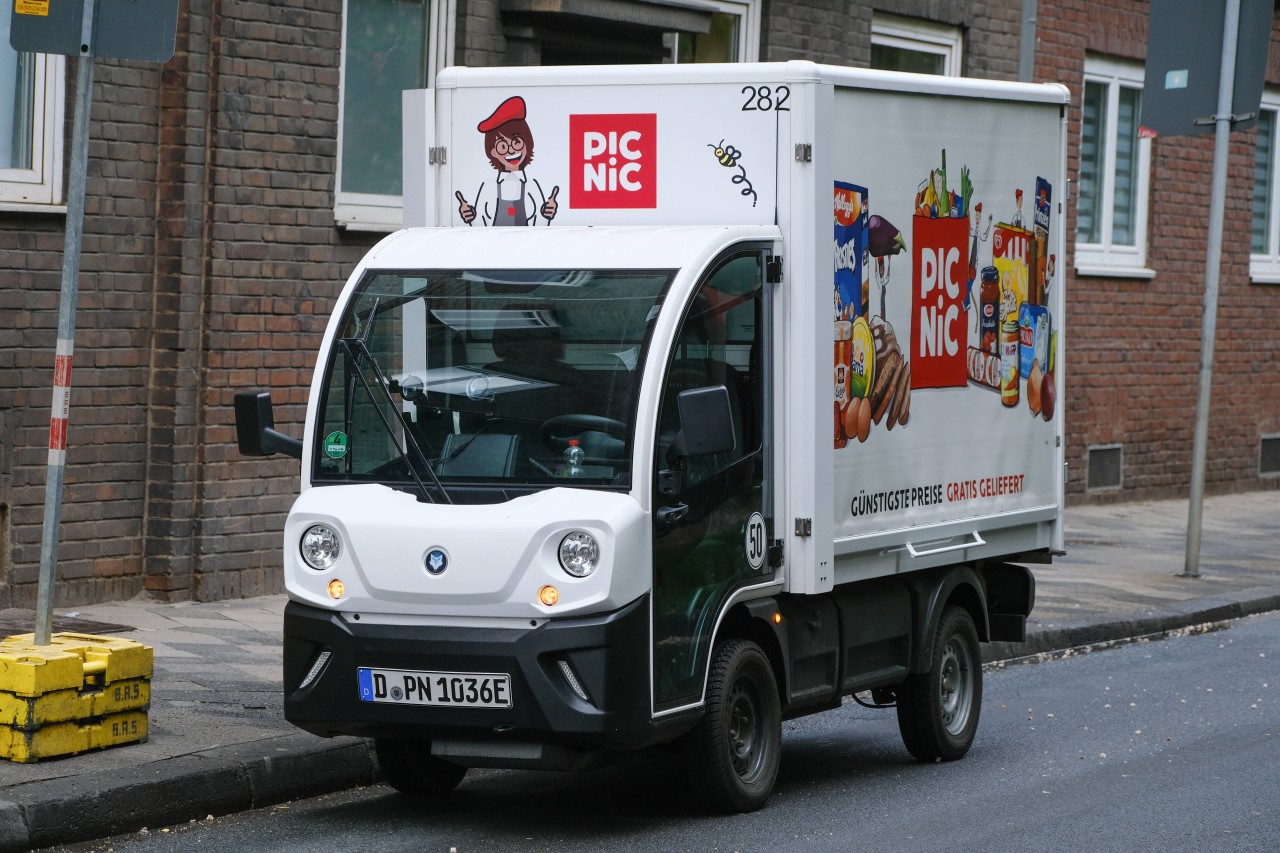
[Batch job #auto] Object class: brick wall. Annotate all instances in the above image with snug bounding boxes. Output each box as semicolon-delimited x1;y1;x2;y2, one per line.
457;0;507;67
194;0;376;600
0;0;382;608
761;1;1021;77
0;50;165;607
1036;1;1280;501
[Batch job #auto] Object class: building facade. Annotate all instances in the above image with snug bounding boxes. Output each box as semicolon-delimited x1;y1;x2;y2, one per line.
0;0;1277;607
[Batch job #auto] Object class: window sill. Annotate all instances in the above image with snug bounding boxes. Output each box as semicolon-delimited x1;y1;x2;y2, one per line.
1248;261;1280;285
335;218;402;233
1074;263;1156;280
0;201;67;215
334;197;404;234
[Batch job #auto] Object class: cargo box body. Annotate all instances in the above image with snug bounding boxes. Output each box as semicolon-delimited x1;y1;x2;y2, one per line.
406;61;1068;595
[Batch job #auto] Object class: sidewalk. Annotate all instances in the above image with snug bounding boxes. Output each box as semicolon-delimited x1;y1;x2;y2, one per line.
2;490;1278;850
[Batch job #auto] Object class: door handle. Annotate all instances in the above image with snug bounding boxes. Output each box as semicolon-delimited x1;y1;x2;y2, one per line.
656;503;689;525
904;531;986;558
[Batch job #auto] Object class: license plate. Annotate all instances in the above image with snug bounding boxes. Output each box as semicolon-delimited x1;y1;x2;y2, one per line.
357;667;512;709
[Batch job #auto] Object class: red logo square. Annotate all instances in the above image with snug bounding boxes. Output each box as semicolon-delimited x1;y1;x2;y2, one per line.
569;114;657;209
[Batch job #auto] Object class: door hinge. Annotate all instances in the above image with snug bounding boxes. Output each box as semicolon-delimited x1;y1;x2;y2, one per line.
766;256;783;283
794;143;812;162
429;146;447;165
794;517;812;537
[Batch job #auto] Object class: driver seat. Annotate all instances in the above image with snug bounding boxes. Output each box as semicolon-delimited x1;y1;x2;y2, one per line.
485;318;584;388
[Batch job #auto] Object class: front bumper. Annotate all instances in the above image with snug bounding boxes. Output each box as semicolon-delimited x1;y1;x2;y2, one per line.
283;596;691;763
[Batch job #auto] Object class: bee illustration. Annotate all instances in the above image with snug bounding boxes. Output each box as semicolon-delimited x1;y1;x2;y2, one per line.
708;139;741;167
706;139;757;207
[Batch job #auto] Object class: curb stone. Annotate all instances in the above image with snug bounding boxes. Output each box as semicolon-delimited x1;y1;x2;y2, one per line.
983;590;1280;663
0;736;377;852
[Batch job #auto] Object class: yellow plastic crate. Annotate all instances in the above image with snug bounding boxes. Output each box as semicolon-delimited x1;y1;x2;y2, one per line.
0;633;153;695
0;633;153;762
0;677;150;730
0;710;149;763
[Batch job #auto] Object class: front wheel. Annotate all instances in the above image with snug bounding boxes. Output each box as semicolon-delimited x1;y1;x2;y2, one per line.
896;605;982;761
683;639;782;813
374;737;467;796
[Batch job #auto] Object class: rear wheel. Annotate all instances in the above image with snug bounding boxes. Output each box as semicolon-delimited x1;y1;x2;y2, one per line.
896;606;982;761
374;737;467;796
683;639;781;813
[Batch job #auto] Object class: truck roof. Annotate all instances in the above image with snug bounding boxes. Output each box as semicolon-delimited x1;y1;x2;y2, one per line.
359;225;780;272
435;60;1070;106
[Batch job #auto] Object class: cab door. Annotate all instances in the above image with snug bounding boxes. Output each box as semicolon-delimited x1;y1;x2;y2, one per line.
651;249;772;712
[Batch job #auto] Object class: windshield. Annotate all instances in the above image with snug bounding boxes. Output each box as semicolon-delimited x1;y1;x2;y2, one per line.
312;268;673;500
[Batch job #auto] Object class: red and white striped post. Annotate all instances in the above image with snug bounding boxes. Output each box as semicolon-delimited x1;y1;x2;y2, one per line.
49;342;73;462
36;339;76;646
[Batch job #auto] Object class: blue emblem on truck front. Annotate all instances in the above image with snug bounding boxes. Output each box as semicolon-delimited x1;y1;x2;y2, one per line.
425;549;449;575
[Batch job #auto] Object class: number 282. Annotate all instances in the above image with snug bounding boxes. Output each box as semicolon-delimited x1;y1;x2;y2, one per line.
741;85;790;112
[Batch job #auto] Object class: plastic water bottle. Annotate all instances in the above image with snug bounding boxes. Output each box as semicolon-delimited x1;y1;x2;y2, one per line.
563;439;585;477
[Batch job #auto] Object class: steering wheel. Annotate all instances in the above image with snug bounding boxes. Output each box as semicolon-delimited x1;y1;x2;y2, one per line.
540;414;629;462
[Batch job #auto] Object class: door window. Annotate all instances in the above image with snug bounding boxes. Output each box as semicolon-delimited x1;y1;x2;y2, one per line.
651;251;766;711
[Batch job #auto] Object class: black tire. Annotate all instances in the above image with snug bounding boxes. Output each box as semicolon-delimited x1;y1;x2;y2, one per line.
374;737;466;796
896;605;982;762
684;639;782;813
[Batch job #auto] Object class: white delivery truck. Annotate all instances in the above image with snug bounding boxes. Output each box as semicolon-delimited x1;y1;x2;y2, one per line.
236;61;1067;812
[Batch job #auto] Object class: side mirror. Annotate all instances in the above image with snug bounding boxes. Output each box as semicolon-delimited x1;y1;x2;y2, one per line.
658;385;737;496
234;391;303;459
676;385;736;457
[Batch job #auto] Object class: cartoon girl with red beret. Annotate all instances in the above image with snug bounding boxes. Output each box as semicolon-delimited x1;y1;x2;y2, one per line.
456;96;560;226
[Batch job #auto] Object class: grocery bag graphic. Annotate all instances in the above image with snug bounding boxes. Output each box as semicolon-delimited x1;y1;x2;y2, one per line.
992;222;1032;314
910;214;969;389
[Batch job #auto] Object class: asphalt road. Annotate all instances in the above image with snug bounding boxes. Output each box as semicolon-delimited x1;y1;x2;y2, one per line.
50;612;1278;853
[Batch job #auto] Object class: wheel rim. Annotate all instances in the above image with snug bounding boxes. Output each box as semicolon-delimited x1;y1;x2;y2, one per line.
938;634;974;736
727;675;766;781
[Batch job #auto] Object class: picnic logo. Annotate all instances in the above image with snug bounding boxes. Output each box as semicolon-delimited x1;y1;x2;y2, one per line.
569;114;657;209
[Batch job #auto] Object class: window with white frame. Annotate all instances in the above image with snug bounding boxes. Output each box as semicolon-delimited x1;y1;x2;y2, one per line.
870;14;962;77
1250;92;1280;283
673;0;760;64
1075;57;1153;277
0;17;65;211
335;0;452;231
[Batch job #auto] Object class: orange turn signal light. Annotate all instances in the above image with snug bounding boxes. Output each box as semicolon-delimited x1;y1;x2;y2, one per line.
538;585;560;606
327;579;346;600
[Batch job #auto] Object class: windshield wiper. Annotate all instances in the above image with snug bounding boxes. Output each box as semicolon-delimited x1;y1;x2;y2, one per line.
342;297;379;452
339;299;451;503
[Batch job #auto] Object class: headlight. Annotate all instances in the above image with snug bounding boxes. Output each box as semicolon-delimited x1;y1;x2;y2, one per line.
301;524;341;570
558;531;599;578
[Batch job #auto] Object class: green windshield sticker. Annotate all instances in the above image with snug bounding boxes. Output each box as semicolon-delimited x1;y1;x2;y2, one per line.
325;432;348;459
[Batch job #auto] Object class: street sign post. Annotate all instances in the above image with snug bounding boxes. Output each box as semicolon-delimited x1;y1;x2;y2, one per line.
1140;0;1269;137
1140;0;1271;579
9;0;178;644
10;0;178;62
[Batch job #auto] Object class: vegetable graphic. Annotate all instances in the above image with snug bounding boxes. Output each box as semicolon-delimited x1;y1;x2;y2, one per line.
868;215;905;318
868;215;905;258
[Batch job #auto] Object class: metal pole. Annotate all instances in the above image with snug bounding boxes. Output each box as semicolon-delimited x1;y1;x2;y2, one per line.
1184;0;1240;578
1018;0;1039;83
35;2;96;645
